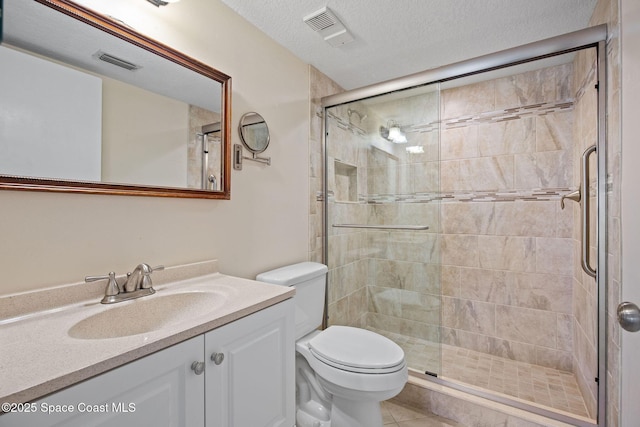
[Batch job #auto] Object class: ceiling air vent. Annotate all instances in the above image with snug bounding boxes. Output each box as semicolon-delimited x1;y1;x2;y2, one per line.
93;50;141;71
303;7;354;47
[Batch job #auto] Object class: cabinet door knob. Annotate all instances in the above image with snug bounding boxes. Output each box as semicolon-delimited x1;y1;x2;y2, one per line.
211;352;225;365
191;361;205;375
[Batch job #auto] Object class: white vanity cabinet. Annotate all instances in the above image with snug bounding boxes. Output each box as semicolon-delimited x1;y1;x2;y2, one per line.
0;299;294;427
0;335;205;427
205;298;295;427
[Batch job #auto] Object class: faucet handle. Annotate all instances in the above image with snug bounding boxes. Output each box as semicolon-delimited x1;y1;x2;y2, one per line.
140;265;164;289
85;272;120;297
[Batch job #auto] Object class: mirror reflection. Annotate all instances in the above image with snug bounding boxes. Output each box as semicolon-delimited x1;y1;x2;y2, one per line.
0;0;231;198
238;112;270;154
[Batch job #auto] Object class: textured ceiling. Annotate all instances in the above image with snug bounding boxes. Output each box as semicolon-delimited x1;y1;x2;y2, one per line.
220;0;598;90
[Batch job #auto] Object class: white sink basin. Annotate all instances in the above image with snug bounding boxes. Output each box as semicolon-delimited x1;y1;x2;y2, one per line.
68;291;223;339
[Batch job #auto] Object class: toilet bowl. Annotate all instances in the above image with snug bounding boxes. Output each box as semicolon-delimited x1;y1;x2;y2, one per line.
256;262;408;427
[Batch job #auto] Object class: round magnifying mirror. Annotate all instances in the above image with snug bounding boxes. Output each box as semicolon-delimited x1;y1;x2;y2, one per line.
238;112;270;154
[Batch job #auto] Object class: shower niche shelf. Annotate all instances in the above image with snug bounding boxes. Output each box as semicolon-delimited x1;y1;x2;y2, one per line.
334;160;358;202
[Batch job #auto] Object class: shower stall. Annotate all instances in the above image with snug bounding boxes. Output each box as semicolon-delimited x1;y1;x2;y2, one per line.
322;26;607;427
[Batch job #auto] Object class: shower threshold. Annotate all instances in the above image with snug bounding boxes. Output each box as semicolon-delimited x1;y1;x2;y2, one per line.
368;328;596;425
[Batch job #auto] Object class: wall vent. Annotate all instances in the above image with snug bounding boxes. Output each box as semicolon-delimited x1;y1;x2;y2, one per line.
93;50;141;71
303;7;354;47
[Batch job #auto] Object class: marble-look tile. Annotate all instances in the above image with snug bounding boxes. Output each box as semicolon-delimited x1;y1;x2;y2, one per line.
327;297;349;327
535;346;573;372
536;111;573;152
405;131;440;164
440;327;490;354
442;156;514;192
367;311;403;337
477;117;536;156
478;236;536;272
441;126;478;160
374;259;441;294
556;202;574;238
495;305;557;348
441;79;495;119
390;343;591;420
503;272;573;314
442;202;495;235
495;64;572;110
535;237;574;275
459;268;507;304
399;317;441;343
442;296;495;335
494;201;556;237
514;150;573;189
442;235;479;268
487;337;536;364
369;286;402;317
410;161;441;193
400;290;441;324
573;281;598;348
347;286;368;325
369;204;439;234
441;266;460;297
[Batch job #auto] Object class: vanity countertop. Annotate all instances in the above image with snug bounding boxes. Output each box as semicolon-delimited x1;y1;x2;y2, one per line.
0;260;294;406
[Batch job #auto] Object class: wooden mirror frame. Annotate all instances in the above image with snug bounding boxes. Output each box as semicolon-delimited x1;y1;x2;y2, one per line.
0;0;232;199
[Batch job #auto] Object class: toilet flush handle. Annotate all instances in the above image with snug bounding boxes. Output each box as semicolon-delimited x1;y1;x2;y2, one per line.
211;352;225;365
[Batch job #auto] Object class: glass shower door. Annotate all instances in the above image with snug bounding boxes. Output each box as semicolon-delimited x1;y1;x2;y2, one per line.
324;83;442;376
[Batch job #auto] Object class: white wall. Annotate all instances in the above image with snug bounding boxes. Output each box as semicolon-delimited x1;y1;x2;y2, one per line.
0;46;102;182
0;0;310;294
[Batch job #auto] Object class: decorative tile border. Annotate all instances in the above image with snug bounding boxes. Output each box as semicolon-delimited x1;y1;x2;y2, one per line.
407;99;575;134
326;110;367;136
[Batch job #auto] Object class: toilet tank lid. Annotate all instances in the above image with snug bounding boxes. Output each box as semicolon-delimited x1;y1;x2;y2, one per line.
256;262;328;286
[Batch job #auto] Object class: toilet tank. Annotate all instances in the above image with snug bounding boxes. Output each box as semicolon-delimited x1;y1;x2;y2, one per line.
256;262;328;340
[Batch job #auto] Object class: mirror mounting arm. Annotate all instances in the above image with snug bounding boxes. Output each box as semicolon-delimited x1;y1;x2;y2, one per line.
233;144;271;171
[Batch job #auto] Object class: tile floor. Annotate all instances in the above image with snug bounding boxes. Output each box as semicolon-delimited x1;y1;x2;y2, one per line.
370;328;591;419
381;400;461;426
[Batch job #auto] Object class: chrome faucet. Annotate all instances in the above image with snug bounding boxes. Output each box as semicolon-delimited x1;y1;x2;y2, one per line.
86;263;164;304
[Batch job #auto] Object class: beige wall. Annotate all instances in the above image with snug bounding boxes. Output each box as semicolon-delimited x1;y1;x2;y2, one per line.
0;0;310;295
102;78;189;187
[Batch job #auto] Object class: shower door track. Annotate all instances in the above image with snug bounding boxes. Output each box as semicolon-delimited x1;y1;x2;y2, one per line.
412;370;597;427
321;25;606;109
321;24;608;427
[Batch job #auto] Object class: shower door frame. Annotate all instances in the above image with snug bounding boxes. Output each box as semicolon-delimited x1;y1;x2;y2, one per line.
321;25;608;427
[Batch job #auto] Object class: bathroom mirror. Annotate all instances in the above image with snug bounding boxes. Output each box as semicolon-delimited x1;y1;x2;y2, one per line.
238;112;270;154
0;0;232;199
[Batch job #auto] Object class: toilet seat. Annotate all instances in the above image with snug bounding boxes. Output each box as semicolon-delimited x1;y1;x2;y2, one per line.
308;326;405;374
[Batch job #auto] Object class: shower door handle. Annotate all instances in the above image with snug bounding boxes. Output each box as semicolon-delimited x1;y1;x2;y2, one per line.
561;145;596;278
618;302;640;332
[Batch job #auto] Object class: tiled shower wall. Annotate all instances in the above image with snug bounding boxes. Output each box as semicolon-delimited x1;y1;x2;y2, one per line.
325;102;371;329
438;64;579;376
322;61;600;395
322;63;583;357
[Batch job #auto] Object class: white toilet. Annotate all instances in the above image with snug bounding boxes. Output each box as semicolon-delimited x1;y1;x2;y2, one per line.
257;262;407;427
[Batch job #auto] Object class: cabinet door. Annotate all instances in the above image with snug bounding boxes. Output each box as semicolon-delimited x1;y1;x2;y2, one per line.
205;299;294;427
0;335;205;427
